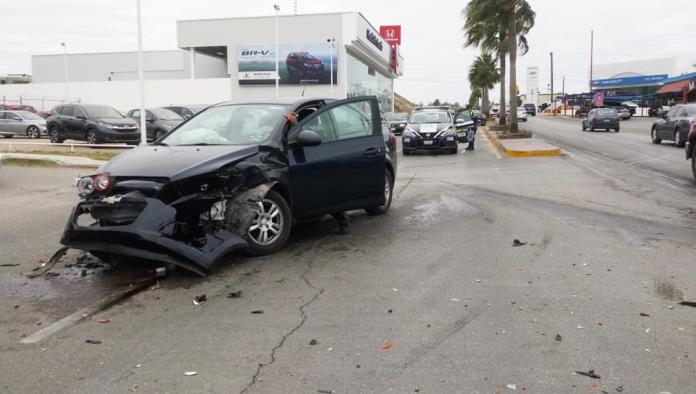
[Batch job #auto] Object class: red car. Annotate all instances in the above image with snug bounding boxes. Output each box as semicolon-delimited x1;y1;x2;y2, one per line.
285;52;325;80
0;104;37;113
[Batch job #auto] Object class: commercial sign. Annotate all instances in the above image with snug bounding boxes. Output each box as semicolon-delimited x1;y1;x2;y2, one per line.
591;74;667;88
238;43;337;85
593;92;605;107
357;18;391;63
379;25;402;46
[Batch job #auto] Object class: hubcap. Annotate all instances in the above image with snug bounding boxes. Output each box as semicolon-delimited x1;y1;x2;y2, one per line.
248;199;283;246
50;129;58;142
384;176;391;202
29;127;38;138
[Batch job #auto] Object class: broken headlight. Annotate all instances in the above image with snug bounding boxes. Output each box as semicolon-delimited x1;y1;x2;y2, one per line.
76;173;112;197
77;176;94;196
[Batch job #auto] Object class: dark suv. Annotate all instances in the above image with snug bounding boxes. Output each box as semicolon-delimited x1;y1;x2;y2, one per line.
61;96;395;276
126;108;183;141
47;104;139;144
286;52;325;80
523;103;536;116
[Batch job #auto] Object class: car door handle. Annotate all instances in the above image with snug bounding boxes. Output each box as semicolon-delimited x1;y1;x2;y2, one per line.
364;148;381;156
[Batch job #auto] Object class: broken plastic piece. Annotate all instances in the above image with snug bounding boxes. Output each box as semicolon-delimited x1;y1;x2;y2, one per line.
251;310;264;314
512;239;527;247
227;291;242;299
193;295;207;305
98;319;110;324
309;339;318;346
382;343;393;350
575;369;601;379
555;334;562;341
184;371;198;376
85;339;102;344
640;313;650;317
506;383;517;390
679;301;696;308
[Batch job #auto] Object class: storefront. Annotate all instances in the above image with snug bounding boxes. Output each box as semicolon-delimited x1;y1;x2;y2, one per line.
590;74;667;106
177;12;403;112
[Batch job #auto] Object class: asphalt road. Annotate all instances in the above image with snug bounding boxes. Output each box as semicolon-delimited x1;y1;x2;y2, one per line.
1;123;696;393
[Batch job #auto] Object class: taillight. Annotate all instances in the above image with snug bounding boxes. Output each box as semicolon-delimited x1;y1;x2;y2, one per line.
93;173;112;192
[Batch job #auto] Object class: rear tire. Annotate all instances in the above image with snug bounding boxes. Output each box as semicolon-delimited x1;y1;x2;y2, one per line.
27;126;41;139
49;126;64;143
244;190;291;256
366;171;394;216
651;127;662;144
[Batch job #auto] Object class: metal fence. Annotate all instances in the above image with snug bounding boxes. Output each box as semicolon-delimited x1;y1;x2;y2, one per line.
1;96;81;111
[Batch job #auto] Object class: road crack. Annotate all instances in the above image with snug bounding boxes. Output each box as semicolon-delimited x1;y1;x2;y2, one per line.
239;240;326;394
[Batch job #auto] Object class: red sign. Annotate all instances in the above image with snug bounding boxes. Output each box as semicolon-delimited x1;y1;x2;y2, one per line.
380;25;401;46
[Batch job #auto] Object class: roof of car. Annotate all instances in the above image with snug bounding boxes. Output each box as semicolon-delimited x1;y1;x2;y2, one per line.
214;97;332;107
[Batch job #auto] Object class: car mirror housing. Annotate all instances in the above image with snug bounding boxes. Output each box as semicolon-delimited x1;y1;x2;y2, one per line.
294;129;322;147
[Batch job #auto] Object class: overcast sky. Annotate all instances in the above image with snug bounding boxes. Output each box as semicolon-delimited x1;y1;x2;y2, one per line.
2;0;695;104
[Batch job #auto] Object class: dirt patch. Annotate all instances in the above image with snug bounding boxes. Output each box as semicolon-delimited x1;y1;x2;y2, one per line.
655;278;684;302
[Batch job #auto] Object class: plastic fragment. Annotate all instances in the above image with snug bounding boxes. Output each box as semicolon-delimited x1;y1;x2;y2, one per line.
227;290;242;299
85;339;102;344
512;239;526;247
555;334;562;341
382;343;393;350
506;383;517;390
98;319;110;324
184;371;198;376
193;294;207;305
575;369;601;379
309;339;318;346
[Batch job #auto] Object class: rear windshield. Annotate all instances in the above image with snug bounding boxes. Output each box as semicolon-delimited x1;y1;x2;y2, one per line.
597;109;617;117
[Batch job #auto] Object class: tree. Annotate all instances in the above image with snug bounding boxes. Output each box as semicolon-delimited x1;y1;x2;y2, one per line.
432;98;441;106
463;0;535;131
468;52;500;115
468;86;482;108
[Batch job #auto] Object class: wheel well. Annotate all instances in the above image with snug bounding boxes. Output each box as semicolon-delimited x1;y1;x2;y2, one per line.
385;163;395;183
270;182;292;212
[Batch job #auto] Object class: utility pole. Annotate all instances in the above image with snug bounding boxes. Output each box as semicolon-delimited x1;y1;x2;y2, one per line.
136;0;146;145
550;51;554;114
589;30;594;92
562;76;565;115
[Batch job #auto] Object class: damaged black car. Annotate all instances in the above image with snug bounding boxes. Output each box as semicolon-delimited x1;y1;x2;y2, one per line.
61;97;396;276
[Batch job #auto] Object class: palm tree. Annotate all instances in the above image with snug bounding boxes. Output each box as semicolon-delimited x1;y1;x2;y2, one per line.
463;0;535;132
468;52;500;114
506;0;535;132
468;86;482;108
463;0;509;126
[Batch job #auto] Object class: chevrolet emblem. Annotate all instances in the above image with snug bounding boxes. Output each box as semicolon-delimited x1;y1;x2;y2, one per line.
101;196;123;204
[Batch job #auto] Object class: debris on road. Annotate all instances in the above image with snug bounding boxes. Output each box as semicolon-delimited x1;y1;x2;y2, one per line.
317;390;333;394
227;290;242;299
193;295;207;305
382;343;393;350
506;383;517;390
388;309;393;313
98;319;110;324
679;301;696;308
575;369;601;379
640;313;650;317
476;279;482;283
512;239;527;247
184;371;198;376
251;310;264;314
44;272;60;278
0;263;20;267
85;339;102;345
555;334;562;341
616;386;624;392
309;339;318;346
577;325;583;329
25;247;69;278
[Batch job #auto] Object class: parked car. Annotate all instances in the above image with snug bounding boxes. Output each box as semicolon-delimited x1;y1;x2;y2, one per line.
471;110;486;125
46;104;140;144
523;103;536;116
582;108;620;132
286;52;325;80
61;96;395;276
162;105;208;119
650;104;696;147
611;106;632;120
384;112;409;135
0;104;37;113
686;120;696;180
0;110;47;138
515;107;528;122
621;101;639;115
402;108;458;155
126;108;184;141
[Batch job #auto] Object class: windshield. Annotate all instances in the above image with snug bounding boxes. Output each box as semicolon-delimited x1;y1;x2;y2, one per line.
300;54;317;61
385;113;409;122
409;111;451;124
151;108;182;121
83;105;124;119
16;111;43;120
160;104;288;146
597;109;617;117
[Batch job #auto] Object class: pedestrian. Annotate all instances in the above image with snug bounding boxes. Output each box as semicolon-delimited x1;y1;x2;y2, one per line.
465;107;477;151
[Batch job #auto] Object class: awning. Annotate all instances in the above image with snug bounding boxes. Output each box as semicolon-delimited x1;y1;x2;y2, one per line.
656;79;692;94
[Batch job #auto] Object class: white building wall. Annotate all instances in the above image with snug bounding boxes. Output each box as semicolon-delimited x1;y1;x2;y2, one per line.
593;57;678;79
177;12;351;101
0;79;231;113
32;50;227;82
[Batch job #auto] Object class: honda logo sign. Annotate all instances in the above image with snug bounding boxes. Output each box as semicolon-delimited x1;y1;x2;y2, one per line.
379;25;401;46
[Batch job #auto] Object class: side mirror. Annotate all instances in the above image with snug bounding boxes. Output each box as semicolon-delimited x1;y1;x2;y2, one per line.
293;129;322;147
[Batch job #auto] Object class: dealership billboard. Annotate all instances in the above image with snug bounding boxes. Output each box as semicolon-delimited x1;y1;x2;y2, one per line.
238;43;337;85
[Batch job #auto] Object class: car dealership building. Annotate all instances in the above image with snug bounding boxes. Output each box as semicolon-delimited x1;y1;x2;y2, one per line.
0;12;404;113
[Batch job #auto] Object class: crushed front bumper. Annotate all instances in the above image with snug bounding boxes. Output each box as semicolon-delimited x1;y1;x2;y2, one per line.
61;196;247;276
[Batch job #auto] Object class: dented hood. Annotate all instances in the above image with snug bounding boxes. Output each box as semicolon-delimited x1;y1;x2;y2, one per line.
103;145;260;181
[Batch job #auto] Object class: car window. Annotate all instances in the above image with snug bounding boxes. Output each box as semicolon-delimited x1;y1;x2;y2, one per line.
83;105;123;119
410;111;451;124
0;111;5;120
74;108;87;118
62;106;74;117
330;101;373;141
161;104;288;146
597;109;616;117
131;110;141;119
302;112;336;142
151;108;182;120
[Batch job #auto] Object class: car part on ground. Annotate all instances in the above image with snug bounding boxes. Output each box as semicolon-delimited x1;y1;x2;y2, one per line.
61;96;394;276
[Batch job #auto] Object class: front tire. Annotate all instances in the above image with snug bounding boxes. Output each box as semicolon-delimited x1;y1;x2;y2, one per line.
49;126;64;143
651;127;662;144
366;171;394;216
86;129;100;145
27;126;41;139
244;190;291;256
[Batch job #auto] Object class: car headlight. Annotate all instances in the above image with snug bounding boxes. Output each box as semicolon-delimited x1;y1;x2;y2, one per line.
77;176;95;196
442;126;456;136
97;122;114;128
404;126;417;137
76;173;112;196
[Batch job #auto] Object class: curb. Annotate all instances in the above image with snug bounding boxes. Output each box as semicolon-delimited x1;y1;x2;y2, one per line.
0;153;104;169
483;128;562;158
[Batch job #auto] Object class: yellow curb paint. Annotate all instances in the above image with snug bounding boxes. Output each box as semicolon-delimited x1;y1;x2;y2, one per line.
483;127;562;158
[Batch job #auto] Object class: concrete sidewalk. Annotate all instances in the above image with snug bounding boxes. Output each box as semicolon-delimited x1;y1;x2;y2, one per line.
0;152;106;168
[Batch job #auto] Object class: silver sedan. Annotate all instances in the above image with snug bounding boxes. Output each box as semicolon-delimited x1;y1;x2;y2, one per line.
0;110;47;138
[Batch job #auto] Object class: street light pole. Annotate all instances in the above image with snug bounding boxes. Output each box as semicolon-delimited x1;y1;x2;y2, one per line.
327;38;335;97
60;43;69;99
274;4;280;98
136;0;146;145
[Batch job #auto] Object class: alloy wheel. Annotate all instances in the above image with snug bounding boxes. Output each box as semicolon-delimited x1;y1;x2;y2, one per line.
28;126;40;139
50;128;60;143
248;199;284;246
384;174;392;203
87;131;97;145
